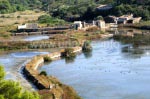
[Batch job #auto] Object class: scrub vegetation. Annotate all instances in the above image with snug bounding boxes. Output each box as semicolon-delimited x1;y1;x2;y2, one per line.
0;66;40;99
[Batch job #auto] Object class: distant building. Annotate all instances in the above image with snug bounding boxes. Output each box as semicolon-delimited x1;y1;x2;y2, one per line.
95;20;106;29
117;14;133;24
104;16;118;23
73;21;83;30
73;20;106;31
18;23;38;32
128;17;142;24
105;14;141;24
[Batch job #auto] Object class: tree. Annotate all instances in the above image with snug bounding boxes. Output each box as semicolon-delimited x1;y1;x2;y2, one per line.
0;65;40;99
0;66;5;80
95;16;103;20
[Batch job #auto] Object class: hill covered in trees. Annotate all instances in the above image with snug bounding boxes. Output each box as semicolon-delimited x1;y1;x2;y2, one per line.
0;0;41;13
49;0;150;21
0;0;150;21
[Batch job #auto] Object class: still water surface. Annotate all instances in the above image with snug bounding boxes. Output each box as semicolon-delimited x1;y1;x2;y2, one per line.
0;38;150;99
39;39;150;99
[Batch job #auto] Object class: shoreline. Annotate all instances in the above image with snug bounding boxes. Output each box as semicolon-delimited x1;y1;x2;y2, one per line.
0;32;113;98
21;34;113;99
0;32;113;52
23;46;82;99
119;24;150;30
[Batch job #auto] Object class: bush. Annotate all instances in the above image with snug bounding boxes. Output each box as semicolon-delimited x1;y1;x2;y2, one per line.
17;15;21;18
38;15;66;26
44;56;52;62
0;65;40;99
95;16;103;20
62;48;76;58
39;71;47;76
82;41;92;52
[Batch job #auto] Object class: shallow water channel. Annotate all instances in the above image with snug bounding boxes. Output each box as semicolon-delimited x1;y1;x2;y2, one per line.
11;35;50;41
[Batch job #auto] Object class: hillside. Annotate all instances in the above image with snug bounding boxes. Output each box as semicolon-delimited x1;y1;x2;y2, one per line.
0;0;150;21
49;0;150;21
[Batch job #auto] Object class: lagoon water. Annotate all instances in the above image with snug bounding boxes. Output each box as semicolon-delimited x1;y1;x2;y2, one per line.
1;38;150;99
39;39;150;99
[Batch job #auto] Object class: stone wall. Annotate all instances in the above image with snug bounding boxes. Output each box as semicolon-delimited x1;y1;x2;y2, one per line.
23;46;82;99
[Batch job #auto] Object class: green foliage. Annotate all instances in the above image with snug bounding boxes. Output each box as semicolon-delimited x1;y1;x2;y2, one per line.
82;41;92;52
44;56;52;62
0;0;149;20
46;0;150;21
0;0;12;14
0;66;5;80
0;65;40;99
39;71;47;76
112;4;150;20
110;0;150;20
62;48;76;58
38;15;66;26
0;95;4;99
0;0;42;14
52;2;97;21
95;16;104;20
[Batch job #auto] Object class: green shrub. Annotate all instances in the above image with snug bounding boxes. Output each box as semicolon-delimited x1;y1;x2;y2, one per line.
38;15;66;26
62;48;76;58
82;41;92;52
95;16;103;20
0;65;40;99
39;71;47;76
44;56;52;62
17;15;21;18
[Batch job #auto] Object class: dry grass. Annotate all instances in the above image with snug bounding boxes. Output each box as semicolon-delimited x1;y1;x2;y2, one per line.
0;10;46;27
0;10;46;39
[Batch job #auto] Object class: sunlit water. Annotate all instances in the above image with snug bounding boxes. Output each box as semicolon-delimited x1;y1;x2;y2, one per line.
11;35;50;41
39;39;150;99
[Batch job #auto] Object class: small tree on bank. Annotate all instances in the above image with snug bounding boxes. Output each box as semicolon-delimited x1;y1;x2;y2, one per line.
82;41;92;52
62;48;76;58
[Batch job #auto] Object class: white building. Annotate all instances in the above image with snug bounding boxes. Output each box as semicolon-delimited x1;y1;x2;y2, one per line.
18;23;38;30
18;24;27;30
17;23;38;32
73;21;83;30
95;20;106;29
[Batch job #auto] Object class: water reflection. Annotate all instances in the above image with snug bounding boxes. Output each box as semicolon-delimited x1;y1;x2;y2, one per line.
64;56;76;63
83;50;93;59
122;46;144;55
112;28;150;35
